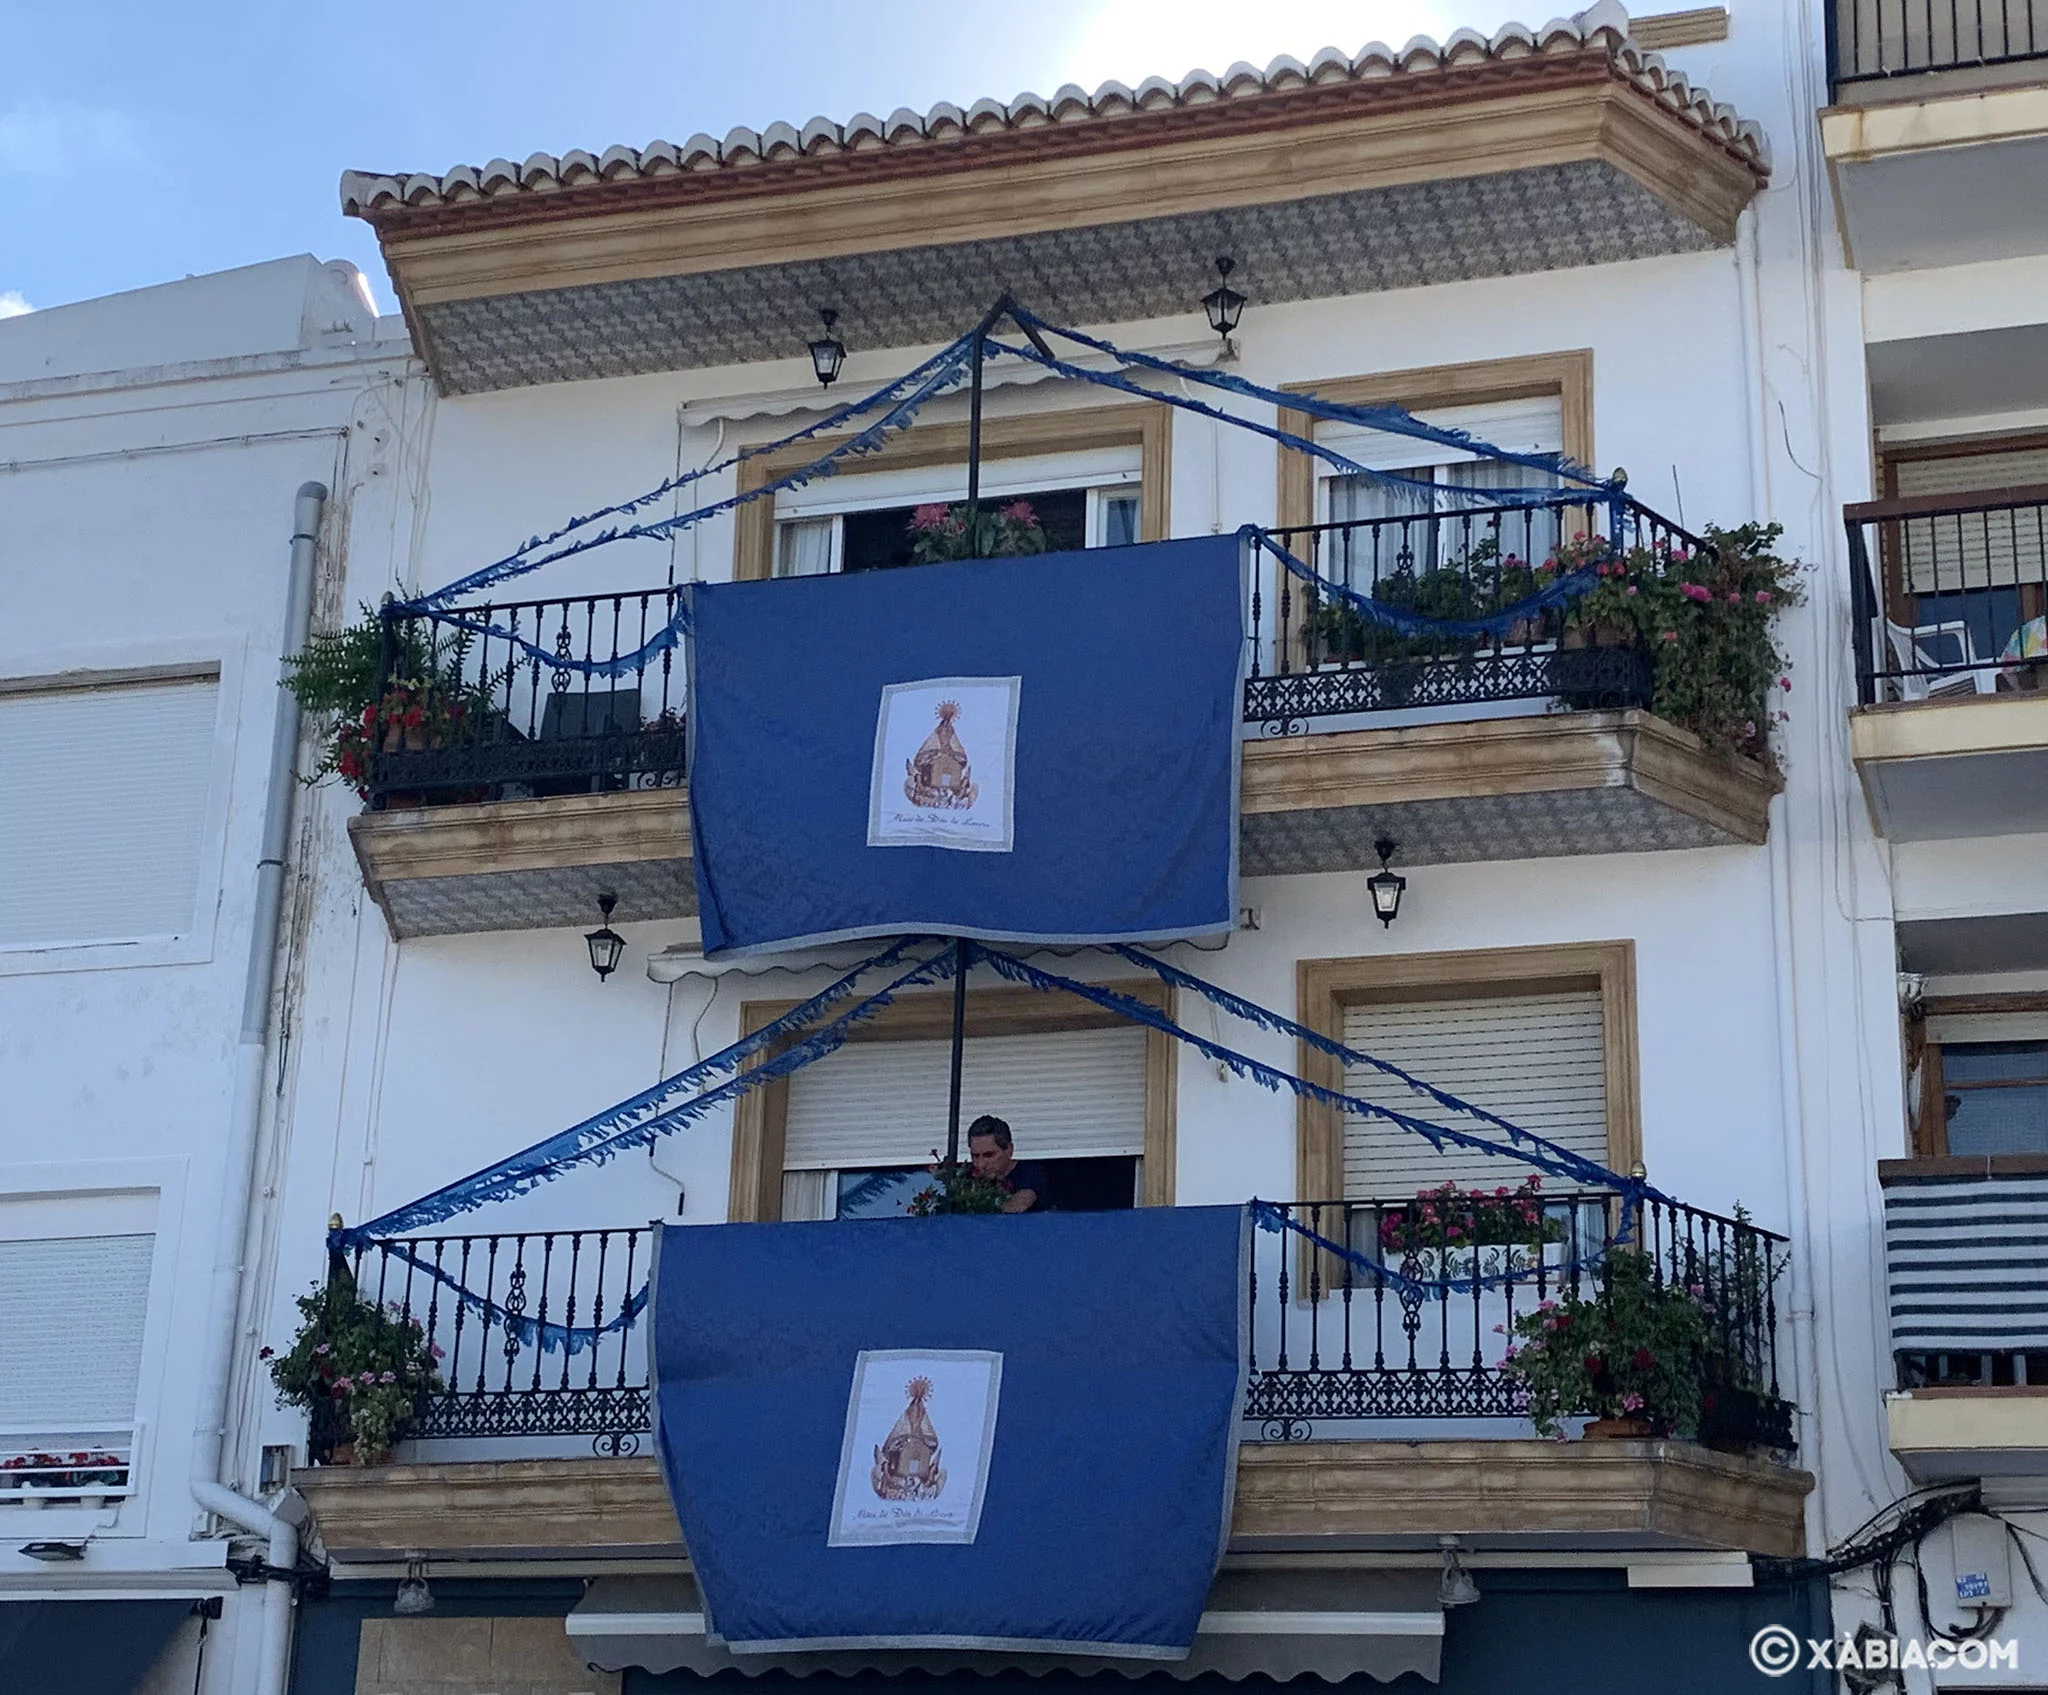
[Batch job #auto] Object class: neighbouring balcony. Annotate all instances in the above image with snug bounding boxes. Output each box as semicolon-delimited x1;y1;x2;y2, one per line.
1845;486;2048;839
1879;1157;2048;1480
1830;0;2048;97
347;496;1781;937
297;1192;1809;1563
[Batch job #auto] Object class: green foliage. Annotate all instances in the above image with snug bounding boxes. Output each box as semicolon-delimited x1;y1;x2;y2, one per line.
905;500;1052;565
1502;1251;1712;1437
284;605;504;797
263;1279;441;1463
1379;1177;1565;1255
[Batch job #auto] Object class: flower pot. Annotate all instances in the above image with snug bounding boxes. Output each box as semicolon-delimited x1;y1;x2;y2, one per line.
326;1441;356;1468
17;1486;46;1510
1581;1416;1655;1439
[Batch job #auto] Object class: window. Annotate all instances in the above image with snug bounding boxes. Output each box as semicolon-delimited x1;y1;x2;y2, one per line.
1913;1006;2048;1157
771;447;1144;578
1339;988;1607;1195
0;1193;156;1504
1295;944;1639;1205
777;1026;1148;1217
1881;439;2048;669
0;673;218;949
1316;395;1567;587
728;981;1178;1220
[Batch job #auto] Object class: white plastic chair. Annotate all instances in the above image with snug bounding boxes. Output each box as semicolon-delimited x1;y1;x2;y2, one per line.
1885;618;1998;701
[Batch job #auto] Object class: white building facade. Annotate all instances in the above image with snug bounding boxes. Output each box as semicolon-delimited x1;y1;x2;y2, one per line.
7;1;2048;1691
0;257;426;1692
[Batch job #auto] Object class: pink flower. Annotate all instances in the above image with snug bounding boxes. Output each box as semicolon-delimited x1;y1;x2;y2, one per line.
258;1347;274;1360
1622;1392;1645;1412
1725;592;1741;604
1625;585;1637;595
1780;677;1792;690
431;1344;445;1359
1754;590;1772;603
331;1376;352;1393
1660;630;1677;642
1680;583;1713;603
379;1371;398;1385
312;1343;330;1356
907;503;951;532
1000;499;1036;524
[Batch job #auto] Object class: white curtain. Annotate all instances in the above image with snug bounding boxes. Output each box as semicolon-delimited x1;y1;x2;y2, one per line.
775;516;836;578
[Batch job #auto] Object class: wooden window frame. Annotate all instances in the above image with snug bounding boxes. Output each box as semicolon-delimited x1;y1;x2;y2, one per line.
734;402;1172;582
1910;992;2048;1158
1274;350;1596;533
728;978;1177;1220
1293;941;1641;1204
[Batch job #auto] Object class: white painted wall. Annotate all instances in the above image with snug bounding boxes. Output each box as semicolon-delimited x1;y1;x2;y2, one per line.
0;255;423;1695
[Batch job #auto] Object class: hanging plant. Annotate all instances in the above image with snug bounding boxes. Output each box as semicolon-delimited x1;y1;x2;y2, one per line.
906;1154;1010;1215
263;1279;443;1464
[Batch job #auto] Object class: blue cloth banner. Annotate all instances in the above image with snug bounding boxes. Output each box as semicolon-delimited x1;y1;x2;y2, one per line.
685;535;1244;955
650;1206;1248;1656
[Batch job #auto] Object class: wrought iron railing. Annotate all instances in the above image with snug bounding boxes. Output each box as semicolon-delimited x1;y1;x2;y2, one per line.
1845;485;2048;705
1829;0;2048;90
1241;494;1708;734
1246;1190;1793;1450
329;1195;1791;1456
366;588;688;808
332;1227;651;1453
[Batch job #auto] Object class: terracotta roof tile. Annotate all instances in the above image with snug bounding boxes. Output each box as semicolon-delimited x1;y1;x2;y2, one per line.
339;2;1767;219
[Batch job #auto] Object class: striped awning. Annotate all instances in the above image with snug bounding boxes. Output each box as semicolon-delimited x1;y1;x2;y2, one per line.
1884;1168;2048;1354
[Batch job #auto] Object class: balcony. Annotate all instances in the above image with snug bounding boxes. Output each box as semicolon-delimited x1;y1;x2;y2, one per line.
1823;0;2048;271
348;497;1781;937
293;1192;1809;1564
1879;1156;2048;1481
1845;485;2048;840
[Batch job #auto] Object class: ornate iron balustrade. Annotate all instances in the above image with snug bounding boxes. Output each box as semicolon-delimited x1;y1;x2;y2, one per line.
332;1227;651;1455
1829;0;2048;90
1845;484;2048;706
1242;494;1706;736
1247;1191;1794;1450
366;587;688;808
326;1193;1791;1455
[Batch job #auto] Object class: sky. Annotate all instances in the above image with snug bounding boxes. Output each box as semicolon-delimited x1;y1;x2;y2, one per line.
0;0;1486;320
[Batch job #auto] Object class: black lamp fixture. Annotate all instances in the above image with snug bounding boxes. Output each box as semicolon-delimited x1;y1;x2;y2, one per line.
1201;257;1247;343
585;893;626;982
808;309;846;388
1367;837;1407;928
19;1541;86;1562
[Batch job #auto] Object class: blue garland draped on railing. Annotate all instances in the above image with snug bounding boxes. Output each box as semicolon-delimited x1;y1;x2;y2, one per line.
332;939;945;1246
366;1238;650;1355
1258;535;1609;641
396;338;978;618
421;598;693;683
1005;306;1612;495
1247;1198;1619;1299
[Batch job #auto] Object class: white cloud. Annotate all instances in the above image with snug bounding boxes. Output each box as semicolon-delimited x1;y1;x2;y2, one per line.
0;100;147;178
1055;0;1477;90
0;291;31;319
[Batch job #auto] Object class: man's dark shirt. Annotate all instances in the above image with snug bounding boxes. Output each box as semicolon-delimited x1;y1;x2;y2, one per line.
1004;1159;1055;1212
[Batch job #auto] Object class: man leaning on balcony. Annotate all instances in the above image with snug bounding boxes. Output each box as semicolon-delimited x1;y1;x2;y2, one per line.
968;1116;1052;1213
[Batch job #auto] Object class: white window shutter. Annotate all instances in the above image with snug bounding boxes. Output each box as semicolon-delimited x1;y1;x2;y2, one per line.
0;1234;154;1426
0;678;217;947
1339;991;1608;1198
784;1027;1149;1170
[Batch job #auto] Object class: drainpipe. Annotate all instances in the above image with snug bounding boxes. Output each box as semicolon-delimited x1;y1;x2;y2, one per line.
189;481;327;1695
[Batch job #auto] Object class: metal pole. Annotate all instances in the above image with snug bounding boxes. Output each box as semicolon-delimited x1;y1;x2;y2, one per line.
965;328;986;559
944;937;970;1169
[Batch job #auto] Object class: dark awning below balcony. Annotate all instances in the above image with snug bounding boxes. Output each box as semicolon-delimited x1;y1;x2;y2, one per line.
0;1598;195;1695
567;1570;1445;1684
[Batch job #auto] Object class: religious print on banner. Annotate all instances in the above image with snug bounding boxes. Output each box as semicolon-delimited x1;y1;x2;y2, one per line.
685;534;1245;956
869;678;1019;852
829;1348;1003;1545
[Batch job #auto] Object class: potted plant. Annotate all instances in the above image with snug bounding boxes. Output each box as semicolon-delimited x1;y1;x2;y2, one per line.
905;499;1052;565
1501;1250;1711;1438
2;1454;63;1507
284;604;505;803
906;1152;1011;1215
67;1452;128;1508
263;1279;443;1465
1378;1176;1566;1288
